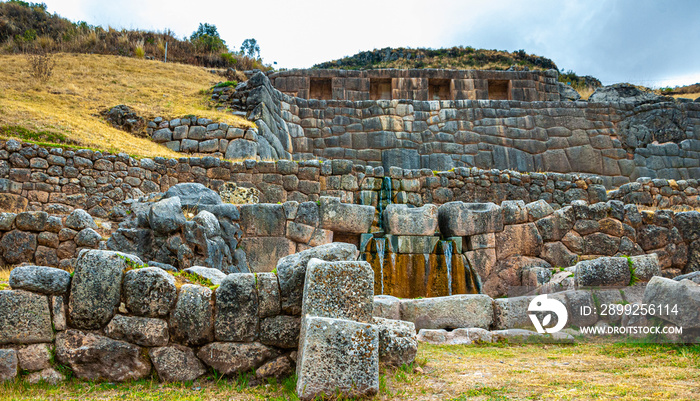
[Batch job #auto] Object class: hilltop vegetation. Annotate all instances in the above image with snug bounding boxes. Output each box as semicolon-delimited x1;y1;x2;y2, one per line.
313;46;559;71
0;0;268;71
0;53;252;157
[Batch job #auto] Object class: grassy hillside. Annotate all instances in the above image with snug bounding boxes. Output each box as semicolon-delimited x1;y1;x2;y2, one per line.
0;53;252;157
313;46;559;71
0;0;268;71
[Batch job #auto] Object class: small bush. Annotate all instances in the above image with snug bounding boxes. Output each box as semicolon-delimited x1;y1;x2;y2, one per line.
212;81;237;89
26;50;55;83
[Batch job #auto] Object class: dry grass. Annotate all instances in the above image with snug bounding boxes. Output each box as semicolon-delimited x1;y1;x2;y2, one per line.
0;343;698;400
0;265;10;287
673;92;700;101
0;53;253;158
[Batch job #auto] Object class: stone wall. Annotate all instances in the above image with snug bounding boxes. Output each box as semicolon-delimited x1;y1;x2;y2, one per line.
266;69;561;101
1;140;699;225
232;72;700;185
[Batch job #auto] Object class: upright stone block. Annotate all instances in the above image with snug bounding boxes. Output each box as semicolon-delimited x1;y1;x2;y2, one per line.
438;202;504;237
383;204;438;236
215;273;259;341
170;284;213;345
296;316;379;401
0;290;53;344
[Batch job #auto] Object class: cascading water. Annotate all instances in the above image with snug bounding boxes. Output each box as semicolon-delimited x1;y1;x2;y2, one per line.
442;240;453;296
375;238;386;295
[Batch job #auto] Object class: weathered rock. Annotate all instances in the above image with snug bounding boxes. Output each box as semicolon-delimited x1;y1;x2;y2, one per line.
575;257;631;287
74;228;102;247
416;329;449;344
51;295;66;331
65;209;97;231
148;197;186;234
0;349;18;382
104;315;169;347
182;266;227;286
629;254;660;281
501;200;528;225
197;342;274;375
68;250;142;330
583;233;620;256
541;242;578;268
9;265;70;295
240;204;286;237
215;273;259;341
301;258;374;323
0;212;16;230
521;266;553;288
558;82;581;101
276;242;358;314
0;290;53;344
0;230;37;264
319;196;375;234
674;271;700;284
240;237;296;273
256;355;294;380
535;206;574;242
495;223;543;259
122;267;177;317
150;345;206;382
494;296;536;330
643;277;700;329
373;317;417;367
15;211;48;231
373;295;401;320
296;316;378;401
526;199;554;221
383;204;438;236
26;367;65;384
438;202;503;237
260;315;300;349
400;294;494;330
257;272;281;318
170;284;213;345
164;183;222;209
17;343;51;371
55;330;151;382
589;83;662;104
675;211;700;242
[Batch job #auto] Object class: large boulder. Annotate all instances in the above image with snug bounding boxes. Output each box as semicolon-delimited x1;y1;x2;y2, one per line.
373;295;401;320
383;204;438;236
558;82;581;101
164;183;223;209
400;294;494;330
68;250;142;330
9;265;71;295
170;284;214;345
643;277;700;329
240;204;286;237
373;317;417;367
575;257;630;287
148;197;186;234
0;290;53;345
104;315;169;347
214;273;259;341
438;202;503;237
123;267;177;317
296;316;379;401
150;345;206;382
589;83;662;104
55;330;151;382
495;223;543;259
17;343;51;371
319;196;375;234
276;242;358;314
196;342;274;376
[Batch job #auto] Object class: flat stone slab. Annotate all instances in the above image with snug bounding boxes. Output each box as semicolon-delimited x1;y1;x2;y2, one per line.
9;265;71;295
438;202;503;237
383;204;438;236
400;294;494;331
297;316;379;401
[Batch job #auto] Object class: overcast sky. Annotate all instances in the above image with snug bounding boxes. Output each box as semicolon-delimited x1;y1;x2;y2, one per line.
39;0;700;87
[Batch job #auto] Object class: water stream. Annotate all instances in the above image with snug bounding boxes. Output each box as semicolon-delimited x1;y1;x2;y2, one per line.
443;240;453;296
375;237;386;295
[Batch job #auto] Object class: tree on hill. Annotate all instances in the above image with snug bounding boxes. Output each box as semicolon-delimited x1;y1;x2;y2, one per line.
189;23;226;53
239;38;260;59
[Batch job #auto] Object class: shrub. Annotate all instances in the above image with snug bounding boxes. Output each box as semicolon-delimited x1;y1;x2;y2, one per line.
25;50;55;83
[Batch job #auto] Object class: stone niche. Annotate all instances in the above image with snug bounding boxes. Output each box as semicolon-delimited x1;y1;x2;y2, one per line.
370;78;392;100
429;79;452;100
488;79;512;100
309;78;332;100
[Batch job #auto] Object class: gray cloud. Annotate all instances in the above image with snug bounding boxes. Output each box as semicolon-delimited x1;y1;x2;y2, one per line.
41;0;700;87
